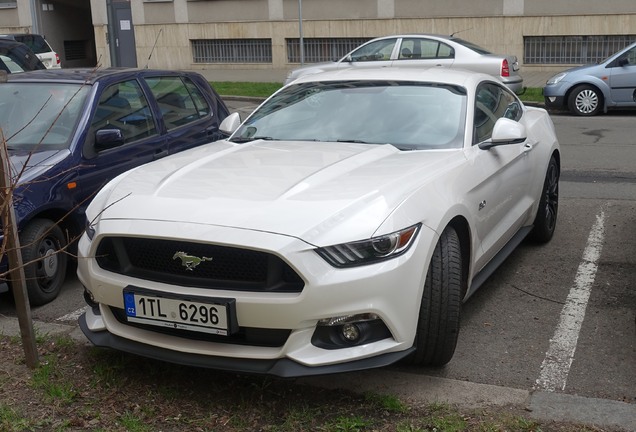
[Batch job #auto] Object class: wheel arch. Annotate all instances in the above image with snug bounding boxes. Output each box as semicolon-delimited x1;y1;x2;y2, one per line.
18;207;82;246
564;81;607;112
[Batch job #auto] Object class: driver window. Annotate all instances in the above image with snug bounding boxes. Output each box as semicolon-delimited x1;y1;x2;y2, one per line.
91;80;157;146
350;39;396;62
473;83;522;144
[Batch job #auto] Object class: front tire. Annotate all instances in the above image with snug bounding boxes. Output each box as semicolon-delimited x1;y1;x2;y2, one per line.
19;219;68;306
408;226;463;367
568;85;602;116
529;156;559;243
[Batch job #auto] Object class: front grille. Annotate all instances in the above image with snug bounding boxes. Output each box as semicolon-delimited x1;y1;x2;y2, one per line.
110;307;291;347
95;237;304;293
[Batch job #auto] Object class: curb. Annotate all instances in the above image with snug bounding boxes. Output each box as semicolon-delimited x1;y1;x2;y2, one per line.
299;369;636;431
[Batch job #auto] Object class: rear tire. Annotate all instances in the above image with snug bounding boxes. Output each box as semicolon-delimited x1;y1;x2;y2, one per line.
19;219;67;306
529;156;559;243
408;226;462;367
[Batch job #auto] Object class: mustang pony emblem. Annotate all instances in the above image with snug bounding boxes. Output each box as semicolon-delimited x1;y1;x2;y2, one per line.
172;251;213;271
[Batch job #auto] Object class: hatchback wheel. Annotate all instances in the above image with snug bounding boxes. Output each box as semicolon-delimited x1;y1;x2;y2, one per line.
568;85;602;116
19;219;67;306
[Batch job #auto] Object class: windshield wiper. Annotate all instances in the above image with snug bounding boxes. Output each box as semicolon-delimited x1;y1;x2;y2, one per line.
230;136;277;143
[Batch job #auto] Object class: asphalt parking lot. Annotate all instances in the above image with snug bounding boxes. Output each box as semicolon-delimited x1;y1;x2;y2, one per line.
1;100;635;430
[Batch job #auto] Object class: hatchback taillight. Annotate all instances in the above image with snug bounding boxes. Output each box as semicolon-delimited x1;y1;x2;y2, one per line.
501;59;510;77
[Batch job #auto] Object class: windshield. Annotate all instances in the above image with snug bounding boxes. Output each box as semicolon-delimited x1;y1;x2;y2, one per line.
0;83;89;150
232;80;467;150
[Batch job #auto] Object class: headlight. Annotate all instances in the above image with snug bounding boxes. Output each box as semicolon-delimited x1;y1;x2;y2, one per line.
315;224;421;268
85;216;96;240
546;72;567;85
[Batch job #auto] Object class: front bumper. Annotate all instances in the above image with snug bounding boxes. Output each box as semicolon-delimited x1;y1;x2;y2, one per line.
542;83;569;109
543;94;566;110
77;219;437;376
79;309;414;377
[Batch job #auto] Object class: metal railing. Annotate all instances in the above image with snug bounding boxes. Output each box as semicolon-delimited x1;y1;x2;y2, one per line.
286;38;372;63
524;35;636;64
191;39;272;64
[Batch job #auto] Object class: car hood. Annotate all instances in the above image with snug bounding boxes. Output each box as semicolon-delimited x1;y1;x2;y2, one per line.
96;140;463;245
558;63;604;77
9;149;70;184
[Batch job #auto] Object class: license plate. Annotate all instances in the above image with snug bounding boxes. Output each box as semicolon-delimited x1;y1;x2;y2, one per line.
123;289;232;335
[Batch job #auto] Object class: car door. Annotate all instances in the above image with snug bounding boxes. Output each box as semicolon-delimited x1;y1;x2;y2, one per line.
466;82;535;271
76;78;165;214
143;75;224;153
342;38;398;71
392;37;455;69
608;45;636;106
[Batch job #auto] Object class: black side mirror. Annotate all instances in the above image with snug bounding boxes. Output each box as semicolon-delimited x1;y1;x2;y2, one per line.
95;128;125;151
618;57;629;67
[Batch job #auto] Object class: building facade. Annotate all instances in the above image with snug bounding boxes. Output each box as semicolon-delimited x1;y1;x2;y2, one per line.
2;0;636;82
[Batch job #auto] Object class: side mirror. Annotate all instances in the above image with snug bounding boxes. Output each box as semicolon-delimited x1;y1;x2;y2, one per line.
618;57;629;67
95;128;125;151
219;112;241;135
479;118;527;150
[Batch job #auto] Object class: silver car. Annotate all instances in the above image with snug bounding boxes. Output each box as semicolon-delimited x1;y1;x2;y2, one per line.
543;41;636;116
285;34;523;94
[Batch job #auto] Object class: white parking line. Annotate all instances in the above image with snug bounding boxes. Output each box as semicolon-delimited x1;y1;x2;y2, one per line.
534;210;606;392
56;306;88;323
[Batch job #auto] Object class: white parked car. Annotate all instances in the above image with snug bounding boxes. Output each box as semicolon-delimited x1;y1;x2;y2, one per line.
78;67;560;377
285;34;524;94
0;34;61;69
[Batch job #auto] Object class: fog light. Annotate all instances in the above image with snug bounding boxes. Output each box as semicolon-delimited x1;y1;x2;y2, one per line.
548;96;557;102
342;323;360;341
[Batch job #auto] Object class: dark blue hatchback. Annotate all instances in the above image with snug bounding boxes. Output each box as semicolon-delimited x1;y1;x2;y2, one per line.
0;68;229;305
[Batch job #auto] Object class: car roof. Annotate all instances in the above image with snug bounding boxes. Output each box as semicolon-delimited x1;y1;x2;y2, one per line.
288;66;493;89
4;67;202;85
367;34;456;41
0;38;28;49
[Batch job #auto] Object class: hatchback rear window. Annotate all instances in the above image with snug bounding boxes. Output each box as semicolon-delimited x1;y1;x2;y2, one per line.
13;35;52;54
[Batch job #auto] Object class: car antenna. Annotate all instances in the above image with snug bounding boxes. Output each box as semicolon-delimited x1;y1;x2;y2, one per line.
144;28;163;69
450;28;472;37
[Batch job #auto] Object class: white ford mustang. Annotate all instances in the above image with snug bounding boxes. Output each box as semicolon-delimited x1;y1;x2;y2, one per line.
77;67;560;377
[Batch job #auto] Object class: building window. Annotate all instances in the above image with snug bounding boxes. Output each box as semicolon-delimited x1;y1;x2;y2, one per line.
524;35;636;65
191;39;272;63
286;38;372;63
0;1;17;8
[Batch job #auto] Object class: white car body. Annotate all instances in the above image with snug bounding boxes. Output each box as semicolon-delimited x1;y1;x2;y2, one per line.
78;68;560;377
0;34;60;69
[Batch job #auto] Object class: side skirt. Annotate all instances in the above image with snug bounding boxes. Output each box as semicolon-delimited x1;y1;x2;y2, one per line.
465;225;533;300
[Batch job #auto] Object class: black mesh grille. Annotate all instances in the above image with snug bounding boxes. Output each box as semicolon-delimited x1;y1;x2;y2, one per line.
110;307;291;347
95;237;304;292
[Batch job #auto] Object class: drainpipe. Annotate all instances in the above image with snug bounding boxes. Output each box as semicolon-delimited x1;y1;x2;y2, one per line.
29;0;40;33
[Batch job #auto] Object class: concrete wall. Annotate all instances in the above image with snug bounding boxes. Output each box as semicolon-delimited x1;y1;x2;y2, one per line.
91;10;636;82
4;0;636;81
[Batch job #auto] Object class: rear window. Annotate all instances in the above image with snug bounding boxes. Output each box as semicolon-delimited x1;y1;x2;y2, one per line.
451;38;492;55
13;35;51;54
